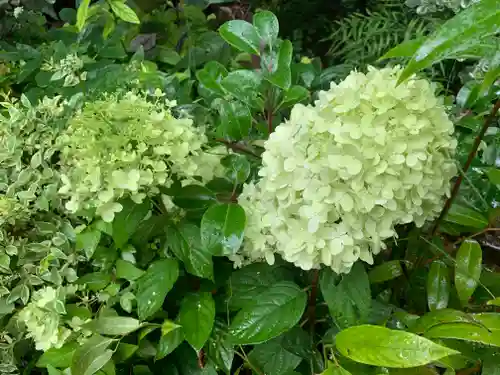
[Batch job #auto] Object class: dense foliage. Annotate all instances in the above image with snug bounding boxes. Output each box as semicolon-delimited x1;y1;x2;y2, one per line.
0;1;499;375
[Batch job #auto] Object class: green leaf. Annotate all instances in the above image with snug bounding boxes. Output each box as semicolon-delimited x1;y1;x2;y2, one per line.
397;0;500;83
336;325;459;368
196;61;228;97
248;336;302;375
229;281;307;344
76;229;101;259
156;47;181;65
455;240;482;305
112;199;150;248
212;99;252;140
172;185;217;210
320;362;353;375
37;342;78;368
115;259;144;281
200;203;246;256
280;85;309;108
264;40;293;90
487;297;500;306
207;320;234;374
253;10;279;46
156;323;184;360
76;272;111;291
379;37;425;60
221;154;251;185
219;20;261;55
427;260;450;311
424;322;500;347
109;0;140;24
227;263;291;310
136;259;179;320
444;204;488;230
410;309;476;334
179;292;215;351
320;262;372;329
71;336;116;375
76;0;91;31
482;352;500;375
114;343;138;363
221;70;262;104
166;223;214;280
486;168;500;185
368;260;404;284
86;316;141;336
481;51;500;94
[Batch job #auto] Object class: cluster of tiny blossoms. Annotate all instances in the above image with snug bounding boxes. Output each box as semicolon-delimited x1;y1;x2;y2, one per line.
405;0;480;14
57;91;226;221
235;66;457;273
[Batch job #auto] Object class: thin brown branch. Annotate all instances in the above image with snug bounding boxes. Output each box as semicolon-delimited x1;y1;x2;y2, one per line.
431;99;500;236
307;269;320;337
215;138;261;158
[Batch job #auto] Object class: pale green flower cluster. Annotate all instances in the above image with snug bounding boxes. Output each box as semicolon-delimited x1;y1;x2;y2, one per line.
57;91;227;221
405;0;480;14
235;66;457;273
18;286;72;351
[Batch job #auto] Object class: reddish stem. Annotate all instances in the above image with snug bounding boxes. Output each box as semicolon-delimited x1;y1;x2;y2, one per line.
307;269;320;337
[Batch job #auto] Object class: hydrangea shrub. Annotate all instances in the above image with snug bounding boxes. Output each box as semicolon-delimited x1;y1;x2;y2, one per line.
236;66;457;273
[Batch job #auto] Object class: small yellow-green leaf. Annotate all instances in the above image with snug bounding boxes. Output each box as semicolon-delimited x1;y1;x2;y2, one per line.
487;297;500;306
336;325;459;368
76;0;91;31
109;0;140;24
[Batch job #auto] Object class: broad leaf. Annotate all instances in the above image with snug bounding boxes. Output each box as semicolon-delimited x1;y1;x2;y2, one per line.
179;292;215;351
212;99;252;140
264;40;292;90
196;61;228;97
454;240;482;305
487;168;500;185
136;259;179;320
207;320;235;374
112;199;150;248
109;0;140;24
411;309;477;334
71;336;116;375
248;336;302;375
444;204;488;230
156;321;184;360
229;281;307;344
114;343;138;363
427;260;450;311
320;263;371;329
76;229;102;259
336;325;459;368
368;260;404;284
379;37;425;60
253;11;279;46
166;223;214;280
221;154;251;185
221;70;262;104
219;20;261;55
482;351;500;375
424;322;500;347
172;185;216;210
115;259;144;281
200;203;246;256
37;342;78;368
280;85;309;108
76;272;111;291
320;362;353;375
86;316;141;336
76;0;91;31
397;0;500;82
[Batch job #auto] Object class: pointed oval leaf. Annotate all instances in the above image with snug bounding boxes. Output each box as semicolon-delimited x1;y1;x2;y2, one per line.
427;260;450;311
109;0;140;24
280;85;309;108
424;322;500;347
172;185;217;210
336;325;459;368
264;40;293;90
320;362;353;375
136;259;179;320
115;259;144;282
179;292;215;351
444;204;488;230
86;316;141;336
156;326;184;360
455;240;482;305
253;11;279;46
219;20;261;55
411;309;477;334
398;0;500;83
112;199;151;248
229;281;307;345
76;0;91;31
37;342;79;368
71;336;116;375
368;260;404;284
221;70;262;104
212;99;252;140
207;320;235;374
200;203;246;256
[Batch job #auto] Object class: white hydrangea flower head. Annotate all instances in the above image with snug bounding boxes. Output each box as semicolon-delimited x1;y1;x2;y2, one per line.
235;66;457;274
57;91;227;221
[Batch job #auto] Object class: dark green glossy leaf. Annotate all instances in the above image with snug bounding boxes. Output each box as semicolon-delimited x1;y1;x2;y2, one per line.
248;338;301;375
427;260;450;311
200;203;246;256
336;325;459;368
320;362;353;375
219;20;261;55
136;259;179;320
207;320;234;374
397;0;500;83
37;342;79;368
265;40;293;90
455;240;482;305
156;320;184;360
114;343;138;363
424;322;500;347
166;223;214;280
280;85;309;108
253;11;279;47
76;272;111;291
179;292;215;351
229;281;307;344
221;70;262;103
71;336;116;375
320;263;372;329
112;199;150;248
221;154;251;185
115;259;144;282
444;204;488;230
86;316;141;336
212;99;252;140
172;185;217;210
411;309;477;334
471;312;500;331
369;260;404;284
